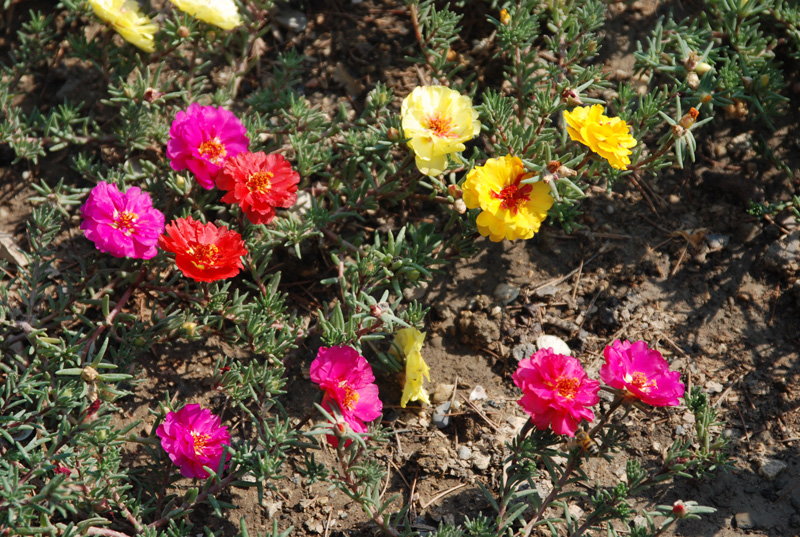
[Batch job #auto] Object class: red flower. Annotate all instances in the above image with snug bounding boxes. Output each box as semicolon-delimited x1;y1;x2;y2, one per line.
158;216;247;282
216;152;300;225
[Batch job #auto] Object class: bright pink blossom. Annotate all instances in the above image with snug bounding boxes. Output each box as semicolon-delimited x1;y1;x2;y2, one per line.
80;182;164;259
156;404;231;479
310;346;382;446
167;104;249;189
600;340;685;407
512;348;600;436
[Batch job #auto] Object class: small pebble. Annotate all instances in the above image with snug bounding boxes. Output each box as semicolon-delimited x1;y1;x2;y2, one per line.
493;283;520;305
457;446;472;460
432;402;452;428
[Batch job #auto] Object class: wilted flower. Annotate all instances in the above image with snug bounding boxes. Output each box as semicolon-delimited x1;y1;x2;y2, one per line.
600;340;685;407
400;85;481;176
156;404;231;479
462;155;554;242
512;348;600;436
88;0;158;52
167;104;249;189
216;151;300;225
390;328;431;407
563;104;637;170
310;346;382;446
80;182;165;259
168;0;241;30
158;216;247;282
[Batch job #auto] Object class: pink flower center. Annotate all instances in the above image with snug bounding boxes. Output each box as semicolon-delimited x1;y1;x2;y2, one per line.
491;182;533;215
189;243;220;269
198;137;227;165
191;431;211;456
625;372;656;392
337;380;360;411
247;171;273;194
426;112;456;138
112;210;138;235
555;376;580;400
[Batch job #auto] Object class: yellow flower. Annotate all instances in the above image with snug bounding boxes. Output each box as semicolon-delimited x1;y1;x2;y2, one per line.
400;86;481;176
500;9;511;25
169;0;242;30
391;328;431;408
462;155;554;242
563;104;637;170
88;0;158;52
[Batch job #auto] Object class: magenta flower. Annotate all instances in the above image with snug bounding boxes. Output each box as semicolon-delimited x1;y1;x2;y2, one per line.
512;348;600;436
156;404;231;479
600;340;685;407
310;346;382;446
167;104;249;190
80;182;164;259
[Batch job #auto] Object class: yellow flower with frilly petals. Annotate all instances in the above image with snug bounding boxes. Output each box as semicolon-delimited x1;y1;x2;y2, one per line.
462;155;554;242
563;104;637;170
169;0;241;30
400;86;481;177
391;328;431;408
88;0;158;52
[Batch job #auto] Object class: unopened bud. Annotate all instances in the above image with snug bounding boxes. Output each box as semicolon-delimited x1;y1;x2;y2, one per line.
206;31;216;41
686;71;700;90
454;198;467;215
81;366;99;383
143;87;162;103
86;399;102;417
447;184;462;199
679;107;699;129
760;74;770;87
370;304;382;317
500;8;511;25
700;92;713;104
180;321;197;337
446;48;457;62
95;429;107;442
672;500;688;518
695;61;713;75
560;88;583;106
133;336;147;347
54;466;71;475
386;127;401;143
177;25;190;38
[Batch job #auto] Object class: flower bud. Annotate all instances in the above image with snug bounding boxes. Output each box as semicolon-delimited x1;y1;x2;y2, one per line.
133;336;147;347
686;71;700;90
206;31;216;41
700;92;713;104
454;198;467;215
560;88;583;106
679;107;699;129
180;321;197;337
447;184;462;199
54;466;71;475
446;48;458;62
760;74;770;87
95;429;108;442
500;8;511;25
695;61;713;75
370;304;383;317
177;25;190;38
386;127;401;143
81;366;99;383
87;399;102;417
672;500;688;518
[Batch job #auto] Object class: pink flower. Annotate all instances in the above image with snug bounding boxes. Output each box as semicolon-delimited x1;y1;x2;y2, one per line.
167;104;249;189
512;348;600;436
80;182;165;259
310;346;382;446
600;340;685;407
156;404;231;479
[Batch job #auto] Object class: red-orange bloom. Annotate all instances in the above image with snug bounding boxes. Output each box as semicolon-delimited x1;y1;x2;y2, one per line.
216;151;300;225
159;216;247;282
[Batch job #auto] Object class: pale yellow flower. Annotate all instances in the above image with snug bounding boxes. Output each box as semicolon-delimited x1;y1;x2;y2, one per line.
391;328;431;408
88;0;158;52
169;0;241;30
400;85;481;176
563;104;637;170
462;155;554;242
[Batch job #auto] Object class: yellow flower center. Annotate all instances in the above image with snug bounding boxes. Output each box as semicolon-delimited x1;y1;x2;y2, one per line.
190;244;220;269
112;210;138;235
624;372;657;392
491;182;533;215
338;380;360;410
425;112;456;138
191;431;211;456
247;171;273;193
556;376;580;399
198;137;227;165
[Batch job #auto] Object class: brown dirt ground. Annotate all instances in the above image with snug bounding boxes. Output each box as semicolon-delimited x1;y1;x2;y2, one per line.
2;1;800;536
